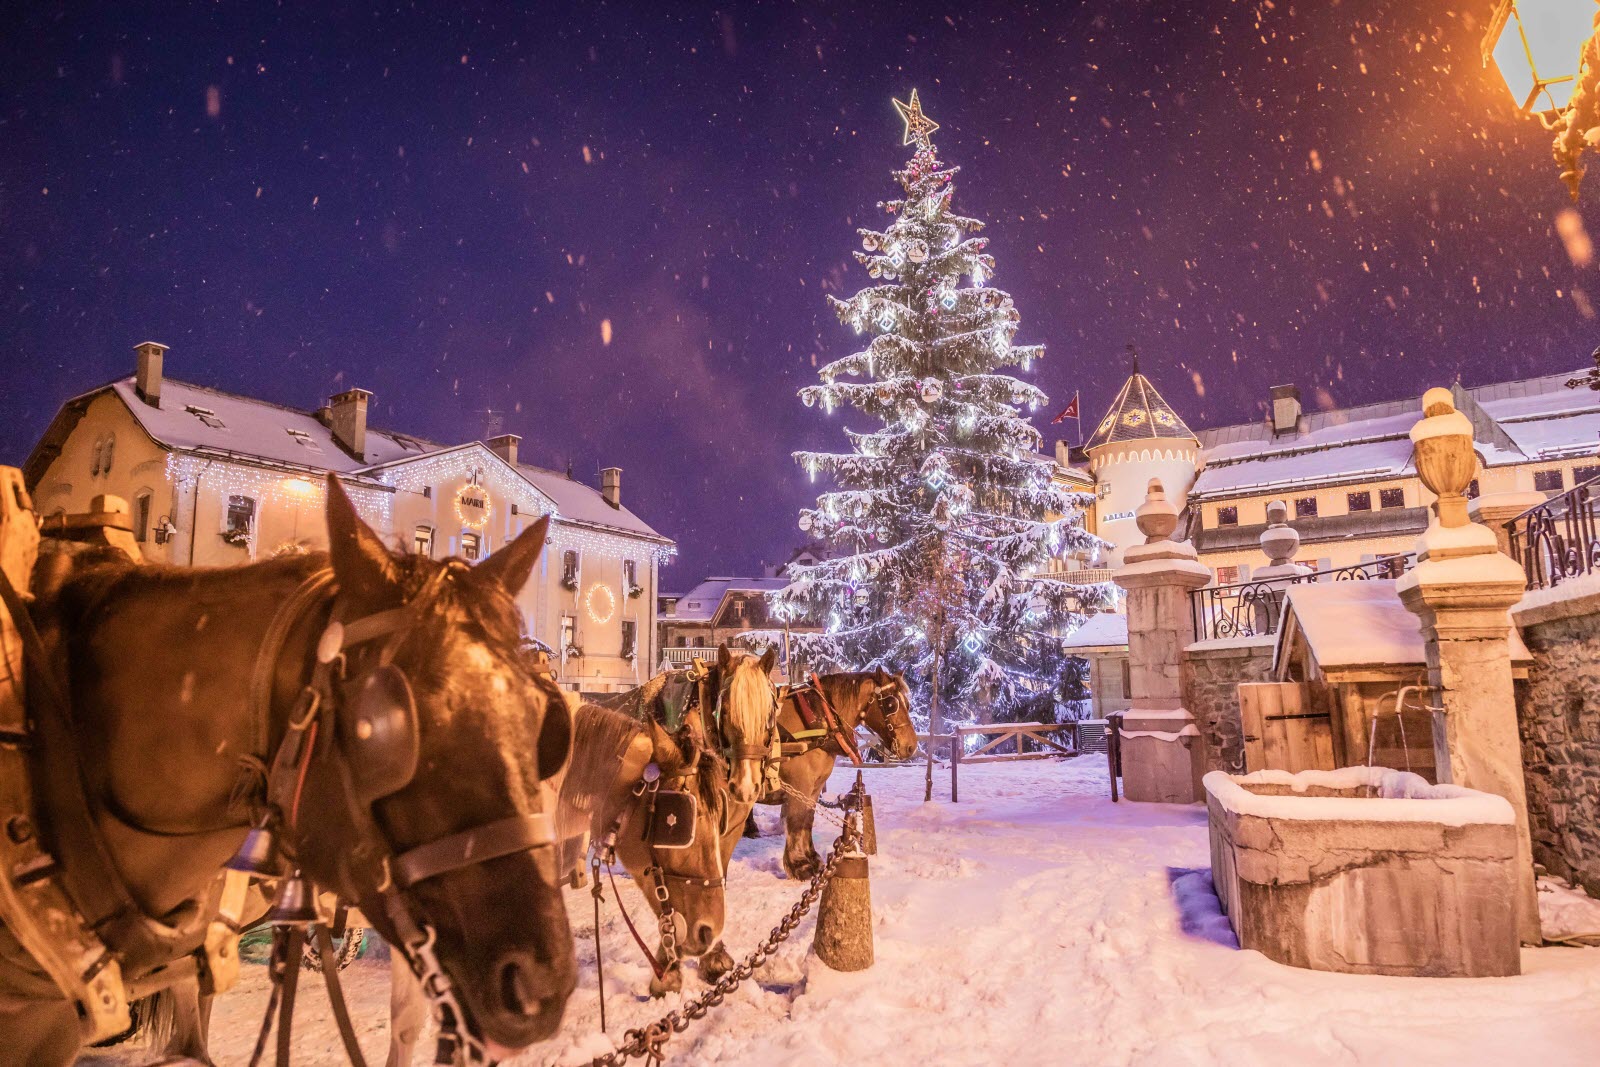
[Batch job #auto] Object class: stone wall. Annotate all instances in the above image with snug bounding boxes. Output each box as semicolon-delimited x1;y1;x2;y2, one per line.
1513;581;1600;898
1180;636;1277;775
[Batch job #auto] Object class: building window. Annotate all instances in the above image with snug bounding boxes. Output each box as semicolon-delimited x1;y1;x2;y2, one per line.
133;490;152;542
623;559;638;593
561;550;579;590
1535;469;1565;493
413;525;433;557
225;495;255;540
1294;496;1318;519
1347;491;1372;512
620;620;637;660
1379;487;1405;509
1466;479;1481;500
560;614;576;651
1119;658;1132;700
1575;466;1600;487
1216;506;1238;527
461;532;480;561
1216;565;1240;585
692;636;706;648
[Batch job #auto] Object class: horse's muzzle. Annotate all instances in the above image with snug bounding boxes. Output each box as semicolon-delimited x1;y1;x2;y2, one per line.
477;948;573;1046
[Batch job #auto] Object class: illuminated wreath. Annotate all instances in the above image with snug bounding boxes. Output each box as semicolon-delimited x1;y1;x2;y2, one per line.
454;480;493;530
585;583;616;626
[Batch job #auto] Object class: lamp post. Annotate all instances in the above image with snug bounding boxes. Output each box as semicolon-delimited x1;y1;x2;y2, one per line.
1482;1;1600;196
1483;0;1595;114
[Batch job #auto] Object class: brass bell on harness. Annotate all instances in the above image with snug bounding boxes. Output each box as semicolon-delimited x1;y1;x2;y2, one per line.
267;871;321;927
224;821;283;879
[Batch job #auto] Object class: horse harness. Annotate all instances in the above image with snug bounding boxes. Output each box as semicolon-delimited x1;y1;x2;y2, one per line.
587;732;723;1032
659;660;780;791
245;564;562;1067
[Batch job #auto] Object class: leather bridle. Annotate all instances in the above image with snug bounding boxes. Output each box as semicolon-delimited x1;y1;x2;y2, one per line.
866;678;912;755
708;662;780;776
252;564;563;1067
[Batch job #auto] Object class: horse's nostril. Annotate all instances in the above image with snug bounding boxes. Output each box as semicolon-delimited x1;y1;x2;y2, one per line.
498;956;538;1018
693;922;715;949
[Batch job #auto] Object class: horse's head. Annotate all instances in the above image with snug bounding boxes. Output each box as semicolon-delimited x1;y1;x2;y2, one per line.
712;644;778;803
865;668;918;762
292;478;576;1056
615;717;729;957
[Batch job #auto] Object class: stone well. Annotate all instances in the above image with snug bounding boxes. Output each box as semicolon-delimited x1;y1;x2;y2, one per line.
1205;767;1520;977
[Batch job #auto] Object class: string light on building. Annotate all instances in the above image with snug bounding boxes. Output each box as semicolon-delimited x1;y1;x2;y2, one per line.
380;451;554;521
550;522;676;566
454;475;493;530
165;454;394;527
585;582;617;625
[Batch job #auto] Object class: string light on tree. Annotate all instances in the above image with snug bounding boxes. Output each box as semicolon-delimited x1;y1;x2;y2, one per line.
758;90;1112;730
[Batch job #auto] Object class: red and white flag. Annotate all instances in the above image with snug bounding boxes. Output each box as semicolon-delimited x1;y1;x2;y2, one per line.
1051;392;1080;424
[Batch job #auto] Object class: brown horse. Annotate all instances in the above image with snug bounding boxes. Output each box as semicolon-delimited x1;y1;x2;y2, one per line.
375;698;732;1064
0;477;577;1065
755;670;917;880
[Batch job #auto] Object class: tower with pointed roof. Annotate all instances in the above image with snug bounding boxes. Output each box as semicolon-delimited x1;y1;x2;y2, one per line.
1084;353;1200;566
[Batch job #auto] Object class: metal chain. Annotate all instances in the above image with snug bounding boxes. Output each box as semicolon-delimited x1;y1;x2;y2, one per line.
775;777;847;830
588;818;860;1067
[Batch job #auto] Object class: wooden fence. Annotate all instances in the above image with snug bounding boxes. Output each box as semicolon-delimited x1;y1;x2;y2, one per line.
855;722;1079;802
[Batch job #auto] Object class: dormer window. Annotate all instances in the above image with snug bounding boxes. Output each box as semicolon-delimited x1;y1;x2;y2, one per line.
286;428;323;452
185;404;226;430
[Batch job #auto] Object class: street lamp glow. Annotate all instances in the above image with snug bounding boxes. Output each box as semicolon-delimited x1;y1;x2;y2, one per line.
1483;0;1595;113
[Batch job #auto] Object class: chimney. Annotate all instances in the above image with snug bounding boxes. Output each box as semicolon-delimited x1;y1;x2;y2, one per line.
487;433;521;466
134;341;167;407
329;388;372;460
1270;384;1302;437
601;466;622;509
314;404;333;427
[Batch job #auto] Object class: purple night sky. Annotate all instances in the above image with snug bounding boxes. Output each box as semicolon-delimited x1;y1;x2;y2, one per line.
3;2;1596;586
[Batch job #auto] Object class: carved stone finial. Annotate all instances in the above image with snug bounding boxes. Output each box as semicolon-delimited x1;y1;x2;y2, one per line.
1135;478;1178;544
1259;499;1300;568
1410;387;1478;529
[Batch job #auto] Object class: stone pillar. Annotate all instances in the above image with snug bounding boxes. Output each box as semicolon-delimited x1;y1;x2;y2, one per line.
1113;479;1213;803
1467;490;1547;562
1397;389;1541;944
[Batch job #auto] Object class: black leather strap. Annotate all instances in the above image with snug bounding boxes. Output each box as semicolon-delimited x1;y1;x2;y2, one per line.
393;812;556;888
316;924;370;1067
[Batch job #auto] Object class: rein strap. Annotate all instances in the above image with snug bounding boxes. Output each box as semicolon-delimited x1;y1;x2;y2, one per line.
393;812;556;889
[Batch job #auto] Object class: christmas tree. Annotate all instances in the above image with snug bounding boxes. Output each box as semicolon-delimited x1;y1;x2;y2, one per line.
768;91;1112;729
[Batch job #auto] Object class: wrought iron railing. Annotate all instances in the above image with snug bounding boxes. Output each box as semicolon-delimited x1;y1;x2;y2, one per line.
1189;554;1416;642
1506;477;1600;591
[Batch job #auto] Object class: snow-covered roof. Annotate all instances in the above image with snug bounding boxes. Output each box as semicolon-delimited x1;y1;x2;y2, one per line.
1085;371;1196;451
1274;579;1530;677
51;376;669;542
1060;612;1128;651
670;577;789;622
1192;369;1600;499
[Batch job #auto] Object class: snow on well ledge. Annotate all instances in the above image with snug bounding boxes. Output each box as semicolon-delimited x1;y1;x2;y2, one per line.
1203;767;1516;826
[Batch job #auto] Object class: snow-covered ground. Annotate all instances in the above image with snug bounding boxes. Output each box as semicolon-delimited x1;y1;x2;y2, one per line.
87;756;1600;1066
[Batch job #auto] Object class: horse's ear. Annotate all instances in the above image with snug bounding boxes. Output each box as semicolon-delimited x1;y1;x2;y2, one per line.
875;667;889;684
325;474;397;603
717;643;733;671
474;515;550;597
759;648;777;677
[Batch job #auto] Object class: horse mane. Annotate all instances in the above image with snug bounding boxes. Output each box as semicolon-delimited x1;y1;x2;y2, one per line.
720;650;773;744
557;703;645;848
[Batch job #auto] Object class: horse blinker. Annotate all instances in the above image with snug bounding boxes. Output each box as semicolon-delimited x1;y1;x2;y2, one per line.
648;791;698;850
338;663;419;803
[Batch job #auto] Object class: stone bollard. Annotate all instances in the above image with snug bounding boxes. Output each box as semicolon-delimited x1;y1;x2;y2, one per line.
813;850;874;971
859;793;878;856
